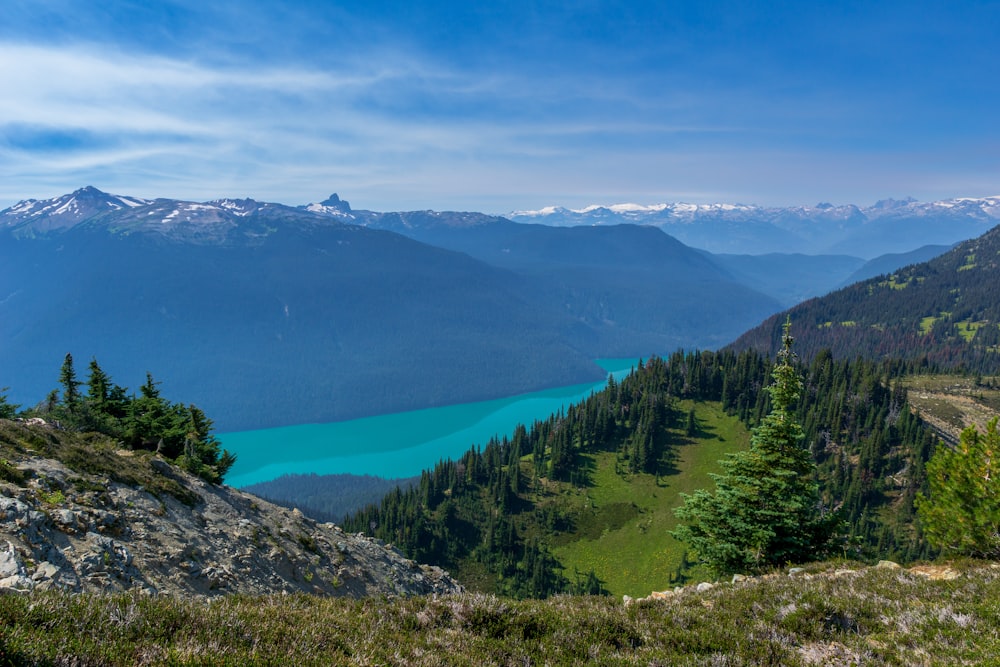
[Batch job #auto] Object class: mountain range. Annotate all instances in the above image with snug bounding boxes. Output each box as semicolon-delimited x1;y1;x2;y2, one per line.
510;197;1000;257
3;186;992;431
0;187;779;431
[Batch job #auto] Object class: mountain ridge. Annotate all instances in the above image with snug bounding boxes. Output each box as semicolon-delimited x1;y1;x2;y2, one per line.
509;196;1000;257
728;222;1000;371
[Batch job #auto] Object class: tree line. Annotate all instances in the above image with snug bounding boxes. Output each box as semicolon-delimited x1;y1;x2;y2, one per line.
2;353;235;484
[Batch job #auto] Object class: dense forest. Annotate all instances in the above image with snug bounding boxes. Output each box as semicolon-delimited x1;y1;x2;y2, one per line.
344;347;939;597
732;224;1000;372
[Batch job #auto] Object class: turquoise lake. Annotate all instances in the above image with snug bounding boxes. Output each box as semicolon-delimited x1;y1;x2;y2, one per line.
221;358;639;487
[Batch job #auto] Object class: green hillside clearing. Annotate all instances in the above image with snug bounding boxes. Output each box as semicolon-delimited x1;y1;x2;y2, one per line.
551;400;749;596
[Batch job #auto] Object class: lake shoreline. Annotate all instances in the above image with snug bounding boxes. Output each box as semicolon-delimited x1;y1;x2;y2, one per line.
221;358;641;487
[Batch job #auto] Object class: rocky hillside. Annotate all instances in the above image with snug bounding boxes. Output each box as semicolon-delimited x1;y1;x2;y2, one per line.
0;419;461;597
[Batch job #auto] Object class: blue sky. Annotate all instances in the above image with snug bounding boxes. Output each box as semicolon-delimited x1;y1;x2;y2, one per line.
1;0;997;212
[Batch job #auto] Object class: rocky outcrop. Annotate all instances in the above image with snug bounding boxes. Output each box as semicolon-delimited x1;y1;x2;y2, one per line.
0;425;462;598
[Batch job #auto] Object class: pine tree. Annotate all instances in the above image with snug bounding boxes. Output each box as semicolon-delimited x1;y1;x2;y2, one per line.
0;387;18;419
86;358;111;409
59;353;81;412
915;417;1000;558
672;319;841;574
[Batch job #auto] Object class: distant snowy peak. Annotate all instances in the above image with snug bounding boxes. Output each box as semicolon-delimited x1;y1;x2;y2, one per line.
0;186;152;233
209;198;265;217
513;196;1000;221
301;193;355;219
509;195;1000;256
304;203;355;219
512;201;755;216
0;188;341;244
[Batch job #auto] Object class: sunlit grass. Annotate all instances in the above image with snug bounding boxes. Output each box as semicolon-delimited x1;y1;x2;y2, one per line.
552;401;750;596
920;315;940;335
1;561;997;665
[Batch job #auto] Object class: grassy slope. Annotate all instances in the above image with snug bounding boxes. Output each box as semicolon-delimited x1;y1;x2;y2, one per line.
901;374;1000;445
2;561;998;665
547;400;750;596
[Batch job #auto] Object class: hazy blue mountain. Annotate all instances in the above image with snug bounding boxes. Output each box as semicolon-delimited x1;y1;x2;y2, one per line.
1;189;607;430
838;244;953;286
307;202;785;355
702;253;866;306
0;188;782;431
509;197;1000;257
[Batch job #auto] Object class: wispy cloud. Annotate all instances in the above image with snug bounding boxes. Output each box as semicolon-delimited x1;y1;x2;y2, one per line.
1;1;998;211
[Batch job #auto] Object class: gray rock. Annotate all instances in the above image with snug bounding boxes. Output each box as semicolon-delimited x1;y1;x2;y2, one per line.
0;444;464;599
0;546;21;578
31;561;61;581
52;509;79;532
0;574;33;591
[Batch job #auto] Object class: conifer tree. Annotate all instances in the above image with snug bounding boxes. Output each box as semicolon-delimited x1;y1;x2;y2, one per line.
0;387;17;419
672;319;840;574
59;353;81;411
915;417;1000;558
86;358;111;409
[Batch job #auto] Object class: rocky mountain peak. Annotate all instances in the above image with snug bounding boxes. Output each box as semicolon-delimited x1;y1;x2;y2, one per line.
319;193;351;212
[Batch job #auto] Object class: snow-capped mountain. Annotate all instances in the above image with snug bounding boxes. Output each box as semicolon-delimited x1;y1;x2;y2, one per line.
0;186;341;244
0;186;150;235
302;193;356;219
509;196;1000;257
5;187;999;258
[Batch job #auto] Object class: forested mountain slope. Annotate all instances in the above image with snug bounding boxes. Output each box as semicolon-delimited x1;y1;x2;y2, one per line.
342;208;784;353
345;350;937;597
0;212;600;430
839;244;953;286
729;224;1000;372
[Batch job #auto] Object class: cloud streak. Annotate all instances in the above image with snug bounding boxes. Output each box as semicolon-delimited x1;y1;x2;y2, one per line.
1;1;998;211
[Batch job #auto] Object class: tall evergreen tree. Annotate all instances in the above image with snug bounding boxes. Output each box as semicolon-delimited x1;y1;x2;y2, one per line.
58;353;81;411
86;358;111;409
672;319;841;574
0;387;18;419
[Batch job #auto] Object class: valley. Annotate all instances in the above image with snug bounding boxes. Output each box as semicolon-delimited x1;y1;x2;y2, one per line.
222;358;640;487
5;2;1000;662
3;186;1000;604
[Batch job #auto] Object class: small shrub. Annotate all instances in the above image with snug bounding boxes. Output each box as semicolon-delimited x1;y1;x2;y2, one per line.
0;458;27;486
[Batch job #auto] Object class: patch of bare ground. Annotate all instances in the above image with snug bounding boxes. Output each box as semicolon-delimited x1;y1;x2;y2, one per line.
902;375;1000;445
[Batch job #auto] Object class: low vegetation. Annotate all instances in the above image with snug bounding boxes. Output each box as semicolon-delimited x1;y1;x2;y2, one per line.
13;354;235;484
0;419;200;506
901;373;1000;445
1;560;997;665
